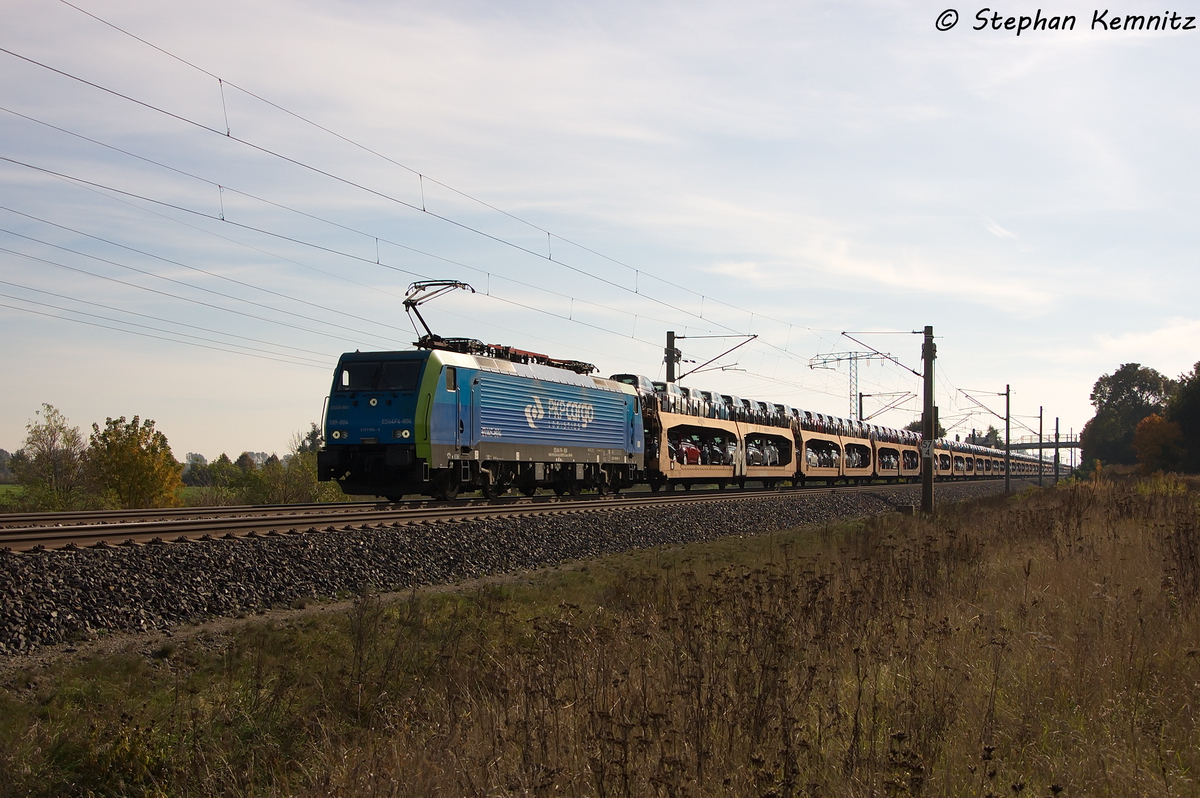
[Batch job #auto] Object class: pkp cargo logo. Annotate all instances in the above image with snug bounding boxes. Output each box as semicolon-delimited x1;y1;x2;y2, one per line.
936;8;959;29
524;397;545;428
525;396;595;430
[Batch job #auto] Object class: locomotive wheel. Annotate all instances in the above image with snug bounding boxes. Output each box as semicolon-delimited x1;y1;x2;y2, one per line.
553;485;567;497
438;478;461;501
567;482;581;497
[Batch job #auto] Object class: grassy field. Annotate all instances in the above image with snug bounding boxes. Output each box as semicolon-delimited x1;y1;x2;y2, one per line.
2;476;1198;796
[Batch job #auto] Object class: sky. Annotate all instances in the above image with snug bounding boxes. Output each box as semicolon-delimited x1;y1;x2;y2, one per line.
2;0;1198;460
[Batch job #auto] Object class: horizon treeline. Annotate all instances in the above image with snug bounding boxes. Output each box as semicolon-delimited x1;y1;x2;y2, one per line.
0;405;338;511
1080;361;1200;473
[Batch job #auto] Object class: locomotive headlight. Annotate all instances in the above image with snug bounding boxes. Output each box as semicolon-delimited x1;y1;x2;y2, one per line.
369;397;378;407
401;429;411;439
331;429;343;440
392;429;412;440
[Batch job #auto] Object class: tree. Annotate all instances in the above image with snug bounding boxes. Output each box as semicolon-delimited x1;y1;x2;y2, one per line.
234;451;258;473
1132;414;1183;473
1166;361;1200;472
182;453;212;487
904;419;946;438
87;416;183;509
240;428;342;505
208;453;239;488
0;449;13;483
964;425;1004;448
1080;363;1176;466
292;422;324;454
12;404;87;510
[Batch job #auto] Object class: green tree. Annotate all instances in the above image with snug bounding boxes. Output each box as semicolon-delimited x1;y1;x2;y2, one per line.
1080;363;1176;466
0;448;13;482
963;425;1004;448
904;419;946;438
182;453;212;487
1166;361;1200;472
12;404;87;510
240;430;342;505
87;416;183;509
293;422;324;454
208;453;239;488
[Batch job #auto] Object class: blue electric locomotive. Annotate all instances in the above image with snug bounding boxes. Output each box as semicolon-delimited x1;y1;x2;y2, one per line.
318;347;645;500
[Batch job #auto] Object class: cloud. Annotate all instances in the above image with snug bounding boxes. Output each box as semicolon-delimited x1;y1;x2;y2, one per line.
979;214;1017;240
1094;318;1200;377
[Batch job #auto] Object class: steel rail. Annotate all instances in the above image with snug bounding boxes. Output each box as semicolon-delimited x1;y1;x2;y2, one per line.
0;481;949;553
0;499;385;528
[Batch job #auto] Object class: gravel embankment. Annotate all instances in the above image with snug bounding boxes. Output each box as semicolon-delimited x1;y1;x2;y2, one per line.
0;481;1028;654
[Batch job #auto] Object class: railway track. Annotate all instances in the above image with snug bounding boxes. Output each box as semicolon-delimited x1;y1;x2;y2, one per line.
0;481;936;553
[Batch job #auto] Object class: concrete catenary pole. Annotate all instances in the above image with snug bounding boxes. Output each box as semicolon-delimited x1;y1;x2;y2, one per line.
665;331;678;383
1004;384;1011;494
921;326;936;515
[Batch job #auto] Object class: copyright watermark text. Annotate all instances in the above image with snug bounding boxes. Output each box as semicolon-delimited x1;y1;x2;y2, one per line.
935;8;1197;34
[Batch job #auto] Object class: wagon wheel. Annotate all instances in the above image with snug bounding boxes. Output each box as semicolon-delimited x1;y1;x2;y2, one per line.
519;485;537;497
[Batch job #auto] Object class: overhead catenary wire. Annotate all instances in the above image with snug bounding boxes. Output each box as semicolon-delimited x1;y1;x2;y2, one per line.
0;148;704;349
0;203;416;337
0;278;332;361
0;244;395;349
0;105;692;335
0;225;401;348
50;0;842;339
3;156;852;399
0;289;330;366
0;35;922;411
0;42;844;372
0;300;328;369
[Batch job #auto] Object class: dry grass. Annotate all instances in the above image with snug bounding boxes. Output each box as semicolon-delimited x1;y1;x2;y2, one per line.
2;476;1199;797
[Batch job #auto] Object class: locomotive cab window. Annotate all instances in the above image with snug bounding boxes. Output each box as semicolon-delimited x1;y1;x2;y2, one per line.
378;360;422;391
339;359;423;392
340;362;378;392
445;367;458;392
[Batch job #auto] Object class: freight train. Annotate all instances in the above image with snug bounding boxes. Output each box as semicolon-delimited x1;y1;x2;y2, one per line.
317;339;1050;501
